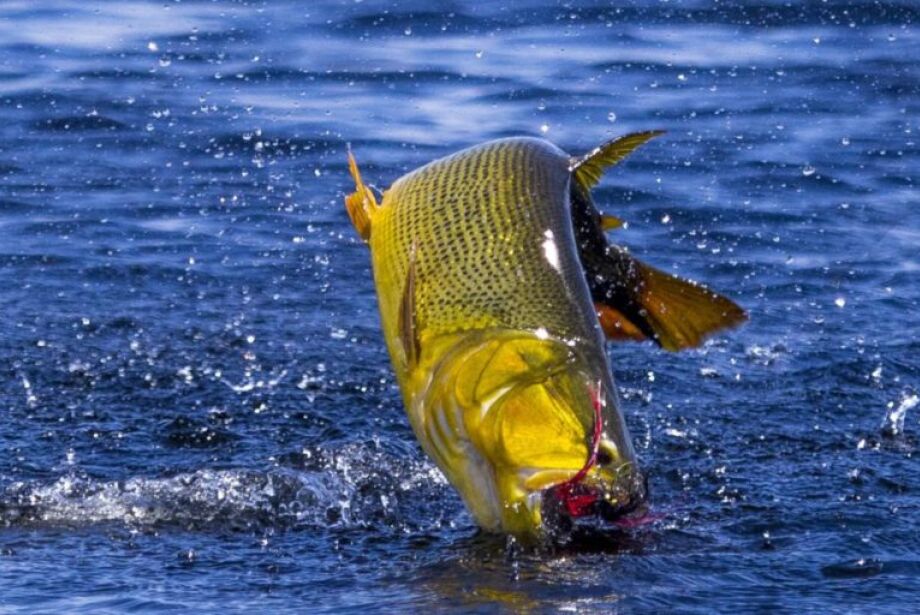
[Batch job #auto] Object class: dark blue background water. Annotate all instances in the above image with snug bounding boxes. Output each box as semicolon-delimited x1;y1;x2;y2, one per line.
1;1;918;612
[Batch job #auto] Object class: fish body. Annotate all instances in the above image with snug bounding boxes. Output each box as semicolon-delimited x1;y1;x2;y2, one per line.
345;134;744;539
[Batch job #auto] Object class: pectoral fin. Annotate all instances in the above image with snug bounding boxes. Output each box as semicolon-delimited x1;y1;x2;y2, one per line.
344;149;380;241
398;243;420;368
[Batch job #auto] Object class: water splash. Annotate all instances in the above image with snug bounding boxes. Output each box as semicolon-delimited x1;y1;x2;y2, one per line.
0;445;452;533
882;392;919;437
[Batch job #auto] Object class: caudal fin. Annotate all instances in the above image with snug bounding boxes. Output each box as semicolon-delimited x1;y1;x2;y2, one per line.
631;257;746;351
569;131;746;350
593;248;747;351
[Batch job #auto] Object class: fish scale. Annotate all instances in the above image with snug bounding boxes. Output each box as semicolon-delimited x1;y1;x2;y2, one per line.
371;138;601;351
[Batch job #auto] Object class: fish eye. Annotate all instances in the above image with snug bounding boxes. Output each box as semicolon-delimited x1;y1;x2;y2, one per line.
596;441;619;466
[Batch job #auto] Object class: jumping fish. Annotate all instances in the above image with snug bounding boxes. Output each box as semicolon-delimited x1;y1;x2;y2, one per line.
344;133;745;540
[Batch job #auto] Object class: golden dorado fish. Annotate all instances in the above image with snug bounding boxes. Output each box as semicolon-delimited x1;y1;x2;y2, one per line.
344;133;745;540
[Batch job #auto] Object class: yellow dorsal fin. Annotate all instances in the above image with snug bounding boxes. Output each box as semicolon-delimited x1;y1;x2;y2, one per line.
570;130;665;190
344;149;380;241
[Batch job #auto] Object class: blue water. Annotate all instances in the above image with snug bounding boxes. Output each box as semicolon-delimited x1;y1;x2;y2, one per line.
1;1;918;612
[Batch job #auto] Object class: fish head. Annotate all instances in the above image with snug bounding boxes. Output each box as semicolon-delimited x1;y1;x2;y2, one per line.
482;368;648;540
416;331;646;541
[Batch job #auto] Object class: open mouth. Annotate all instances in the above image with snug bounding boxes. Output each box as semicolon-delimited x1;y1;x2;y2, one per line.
542;469;649;527
537;380;651;528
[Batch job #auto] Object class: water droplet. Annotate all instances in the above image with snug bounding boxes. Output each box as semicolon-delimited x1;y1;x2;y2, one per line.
158;56;171;67
882;393;919;437
607;112;617;123
474;50;483;59
802;165;816;176
540;124;549;134
147;41;159;52
834;297;846;308
841;137;850;146
661;214;671;224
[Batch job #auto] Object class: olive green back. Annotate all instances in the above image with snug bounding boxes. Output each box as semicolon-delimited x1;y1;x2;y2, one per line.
370;137;601;350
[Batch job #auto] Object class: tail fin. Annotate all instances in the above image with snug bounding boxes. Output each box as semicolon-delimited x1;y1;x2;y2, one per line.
593;248;747;351
630;257;747;351
344;149;379;241
568;130;746;350
570;131;665;190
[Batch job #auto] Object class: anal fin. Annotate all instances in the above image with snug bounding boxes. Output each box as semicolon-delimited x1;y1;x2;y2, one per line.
595;303;646;343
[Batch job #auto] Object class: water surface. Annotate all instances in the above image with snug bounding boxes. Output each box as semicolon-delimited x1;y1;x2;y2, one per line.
1;1;918;612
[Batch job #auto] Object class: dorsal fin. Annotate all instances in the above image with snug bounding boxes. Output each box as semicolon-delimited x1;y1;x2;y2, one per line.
344;148;380;241
570;131;665;190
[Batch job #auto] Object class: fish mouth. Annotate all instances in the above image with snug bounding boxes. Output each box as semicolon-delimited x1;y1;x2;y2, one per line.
535;379;649;530
540;469;649;529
